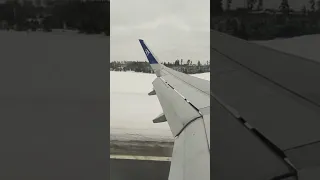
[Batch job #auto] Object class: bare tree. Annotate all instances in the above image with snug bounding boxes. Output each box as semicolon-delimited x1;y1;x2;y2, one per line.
226;0;232;11
247;0;257;10
302;5;307;15
310;0;316;12
279;0;290;14
257;0;263;10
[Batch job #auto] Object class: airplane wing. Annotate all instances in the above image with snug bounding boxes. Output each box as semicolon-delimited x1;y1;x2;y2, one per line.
138;39;210;180
210;30;320;180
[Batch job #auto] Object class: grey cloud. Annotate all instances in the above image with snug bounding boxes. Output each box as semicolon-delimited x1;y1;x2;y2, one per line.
111;0;210;63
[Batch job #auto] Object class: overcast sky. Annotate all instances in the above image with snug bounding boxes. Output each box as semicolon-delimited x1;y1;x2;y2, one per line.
110;0;210;63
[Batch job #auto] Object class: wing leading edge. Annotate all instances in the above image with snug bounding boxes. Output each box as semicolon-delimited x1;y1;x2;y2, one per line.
138;39;210;180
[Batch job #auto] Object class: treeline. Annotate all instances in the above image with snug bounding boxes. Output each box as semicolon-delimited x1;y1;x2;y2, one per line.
211;0;320;40
110;60;210;74
211;0;320;15
0;0;110;35
110;61;152;73
165;59;210;67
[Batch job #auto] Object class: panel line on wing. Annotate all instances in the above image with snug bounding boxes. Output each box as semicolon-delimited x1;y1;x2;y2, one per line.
163;67;210;96
199;106;210;115
159;76;203;116
153;78;202;136
211;91;297;172
175;117;203;137
270;172;297;180
211;46;320;109
240;117;297;171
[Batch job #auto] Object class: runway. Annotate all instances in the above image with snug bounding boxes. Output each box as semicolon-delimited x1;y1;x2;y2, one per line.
110;139;173;180
0;31;110;180
110;140;173;157
110;155;171;180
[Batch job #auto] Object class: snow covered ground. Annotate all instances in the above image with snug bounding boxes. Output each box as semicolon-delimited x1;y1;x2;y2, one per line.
253;34;320;62
110;71;210;141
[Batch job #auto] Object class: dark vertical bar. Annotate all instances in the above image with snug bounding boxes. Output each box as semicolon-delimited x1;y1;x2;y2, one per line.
0;0;110;179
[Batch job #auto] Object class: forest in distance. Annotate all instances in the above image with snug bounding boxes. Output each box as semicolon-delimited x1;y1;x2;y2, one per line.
211;0;320;40
110;60;211;74
0;0;110;35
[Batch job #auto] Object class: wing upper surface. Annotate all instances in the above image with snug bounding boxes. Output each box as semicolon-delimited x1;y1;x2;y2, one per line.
153;66;210;180
210;30;320;179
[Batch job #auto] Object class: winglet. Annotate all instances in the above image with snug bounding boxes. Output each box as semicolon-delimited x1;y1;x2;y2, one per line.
139;39;159;64
139;39;163;77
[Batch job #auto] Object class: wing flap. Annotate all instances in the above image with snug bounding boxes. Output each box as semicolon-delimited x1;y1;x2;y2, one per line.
211;96;294;180
168;118;210;180
152;77;202;136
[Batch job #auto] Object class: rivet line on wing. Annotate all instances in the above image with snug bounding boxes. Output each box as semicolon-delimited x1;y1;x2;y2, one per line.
159;77;202;115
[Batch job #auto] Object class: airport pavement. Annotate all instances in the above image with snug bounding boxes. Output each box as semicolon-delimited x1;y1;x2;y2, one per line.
110;140;173;157
110;140;173;180
110;157;171;180
0;32;110;180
